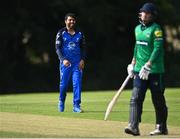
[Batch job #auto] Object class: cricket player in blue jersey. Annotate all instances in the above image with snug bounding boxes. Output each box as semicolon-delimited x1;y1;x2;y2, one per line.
55;13;86;113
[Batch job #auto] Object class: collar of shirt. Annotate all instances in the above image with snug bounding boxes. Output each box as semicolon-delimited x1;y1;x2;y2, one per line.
141;22;154;31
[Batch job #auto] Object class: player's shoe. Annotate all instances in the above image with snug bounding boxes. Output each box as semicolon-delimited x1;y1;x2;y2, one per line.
124;125;140;136
58;101;64;112
150;124;168;135
73;106;83;113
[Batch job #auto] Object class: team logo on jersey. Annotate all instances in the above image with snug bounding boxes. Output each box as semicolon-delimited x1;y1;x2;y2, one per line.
146;32;150;38
154;30;163;37
67;41;76;50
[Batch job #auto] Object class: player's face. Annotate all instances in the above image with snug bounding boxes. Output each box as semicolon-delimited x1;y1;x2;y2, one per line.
139;11;152;24
65;16;76;29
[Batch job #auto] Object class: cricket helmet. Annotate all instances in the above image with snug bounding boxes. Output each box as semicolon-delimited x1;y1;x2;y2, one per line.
140;3;158;16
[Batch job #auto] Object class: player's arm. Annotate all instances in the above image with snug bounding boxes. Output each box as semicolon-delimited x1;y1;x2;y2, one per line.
55;31;65;61
139;27;163;80
132;44;137;65
148;27;163;66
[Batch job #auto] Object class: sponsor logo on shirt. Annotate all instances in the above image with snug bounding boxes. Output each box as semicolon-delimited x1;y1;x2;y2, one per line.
154;30;163;37
136;40;148;46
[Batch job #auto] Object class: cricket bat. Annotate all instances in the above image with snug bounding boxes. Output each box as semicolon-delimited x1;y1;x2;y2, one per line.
104;74;131;121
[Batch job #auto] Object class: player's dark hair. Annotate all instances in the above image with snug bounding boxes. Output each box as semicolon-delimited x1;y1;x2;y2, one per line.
65;13;76;20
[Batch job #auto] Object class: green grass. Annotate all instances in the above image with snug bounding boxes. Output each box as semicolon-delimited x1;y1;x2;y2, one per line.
0;88;180;137
1;88;180;126
0;131;58;138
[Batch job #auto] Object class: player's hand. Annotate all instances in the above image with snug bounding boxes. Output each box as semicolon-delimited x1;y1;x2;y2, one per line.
127;64;134;78
63;59;71;67
79;60;85;70
139;63;151;80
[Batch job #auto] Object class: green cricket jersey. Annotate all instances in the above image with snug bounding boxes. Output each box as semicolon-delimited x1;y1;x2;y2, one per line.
133;22;165;73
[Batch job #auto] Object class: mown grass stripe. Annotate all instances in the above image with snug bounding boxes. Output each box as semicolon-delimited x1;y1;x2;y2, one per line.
1;112;180;138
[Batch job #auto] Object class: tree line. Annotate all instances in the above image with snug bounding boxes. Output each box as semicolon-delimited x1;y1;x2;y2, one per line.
0;0;180;93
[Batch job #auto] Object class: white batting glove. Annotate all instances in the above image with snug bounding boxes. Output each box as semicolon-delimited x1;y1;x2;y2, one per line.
139;64;151;80
127;64;134;78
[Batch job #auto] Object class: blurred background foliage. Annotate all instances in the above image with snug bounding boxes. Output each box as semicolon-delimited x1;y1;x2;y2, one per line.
0;0;180;93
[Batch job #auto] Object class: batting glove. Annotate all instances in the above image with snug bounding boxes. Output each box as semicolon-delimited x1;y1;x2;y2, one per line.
127;64;134;78
139;64;151;80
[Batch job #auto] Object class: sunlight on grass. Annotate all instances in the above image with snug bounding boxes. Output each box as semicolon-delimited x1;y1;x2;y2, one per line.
0;88;180;126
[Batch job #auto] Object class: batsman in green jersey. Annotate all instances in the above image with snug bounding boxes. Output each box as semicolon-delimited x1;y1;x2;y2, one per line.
125;3;168;136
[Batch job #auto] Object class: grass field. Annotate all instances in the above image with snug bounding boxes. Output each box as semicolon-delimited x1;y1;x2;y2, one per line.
0;88;180;138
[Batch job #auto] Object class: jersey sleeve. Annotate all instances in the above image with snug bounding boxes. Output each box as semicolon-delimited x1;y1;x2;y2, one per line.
55;30;65;61
149;26;164;63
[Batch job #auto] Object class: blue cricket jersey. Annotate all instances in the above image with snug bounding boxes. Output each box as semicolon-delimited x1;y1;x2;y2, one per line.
55;27;86;63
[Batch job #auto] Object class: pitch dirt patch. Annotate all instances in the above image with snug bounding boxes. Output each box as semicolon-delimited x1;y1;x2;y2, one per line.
0;112;180;138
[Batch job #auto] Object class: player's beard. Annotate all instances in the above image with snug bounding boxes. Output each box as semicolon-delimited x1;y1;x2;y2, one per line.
67;23;75;29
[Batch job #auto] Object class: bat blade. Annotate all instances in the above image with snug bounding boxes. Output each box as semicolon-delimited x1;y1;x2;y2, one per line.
104;74;131;121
